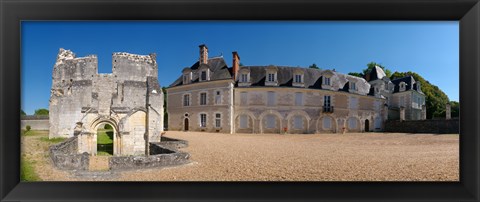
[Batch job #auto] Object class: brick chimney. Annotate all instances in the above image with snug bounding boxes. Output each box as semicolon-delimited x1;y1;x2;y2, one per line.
232;51;240;80
199;44;208;64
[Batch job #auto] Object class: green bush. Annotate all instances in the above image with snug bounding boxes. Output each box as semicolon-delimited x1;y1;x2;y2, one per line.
26;125;31;132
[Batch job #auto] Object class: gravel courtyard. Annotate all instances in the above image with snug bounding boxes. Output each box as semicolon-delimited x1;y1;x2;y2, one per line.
23;131;459;181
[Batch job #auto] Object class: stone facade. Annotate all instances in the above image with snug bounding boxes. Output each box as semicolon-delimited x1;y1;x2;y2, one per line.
49;48;164;156
167;44;423;134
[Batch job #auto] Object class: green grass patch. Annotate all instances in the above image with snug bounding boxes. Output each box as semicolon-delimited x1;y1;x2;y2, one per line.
21;130;48;136
39;137;67;144
97;129;114;155
20;156;41;181
97;151;112;156
97;130;114;144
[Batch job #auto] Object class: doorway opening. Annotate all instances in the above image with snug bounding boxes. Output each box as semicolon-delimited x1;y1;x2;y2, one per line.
364;119;370;132
184;118;189;131
97;123;114;155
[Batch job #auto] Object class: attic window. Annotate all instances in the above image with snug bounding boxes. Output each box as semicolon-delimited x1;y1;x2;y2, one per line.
183;73;192;84
267;73;275;82
201;71;207;81
350;82;356;90
241;73;248;83
324;77;331;86
400;82;406;92
294;74;302;83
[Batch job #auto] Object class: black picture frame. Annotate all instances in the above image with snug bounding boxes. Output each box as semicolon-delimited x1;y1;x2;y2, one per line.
1;0;478;201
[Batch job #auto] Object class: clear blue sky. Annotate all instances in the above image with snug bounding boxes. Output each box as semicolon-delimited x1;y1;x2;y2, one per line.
21;21;459;115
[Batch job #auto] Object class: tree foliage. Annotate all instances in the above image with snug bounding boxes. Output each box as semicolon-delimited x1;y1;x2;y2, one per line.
449;101;459;118
34;108;49;116
309;63;320;69
389;71;451;119
21;109;26;116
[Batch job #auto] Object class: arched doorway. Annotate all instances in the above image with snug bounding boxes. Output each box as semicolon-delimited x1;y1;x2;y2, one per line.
184;118;189;131
97;123;114;155
364;119;370;132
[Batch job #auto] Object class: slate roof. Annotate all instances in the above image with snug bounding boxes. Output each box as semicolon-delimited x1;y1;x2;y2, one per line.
391;76;416;93
236;66;371;95
169;57;232;87
366;66;387;81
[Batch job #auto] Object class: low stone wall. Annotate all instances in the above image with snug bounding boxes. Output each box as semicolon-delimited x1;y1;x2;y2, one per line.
20;115;49;130
109;138;190;171
384;119;459;134
49;137;89;170
159;136;188;149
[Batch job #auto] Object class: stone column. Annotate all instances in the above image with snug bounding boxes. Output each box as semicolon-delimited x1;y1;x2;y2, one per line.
446;103;451;120
421;105;427;120
400;107;405;122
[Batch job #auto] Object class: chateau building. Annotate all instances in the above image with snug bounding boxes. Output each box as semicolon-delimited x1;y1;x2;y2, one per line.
166;44;426;134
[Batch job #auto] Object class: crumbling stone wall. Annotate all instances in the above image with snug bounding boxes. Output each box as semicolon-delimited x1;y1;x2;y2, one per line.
49;48;164;156
49;137;89;170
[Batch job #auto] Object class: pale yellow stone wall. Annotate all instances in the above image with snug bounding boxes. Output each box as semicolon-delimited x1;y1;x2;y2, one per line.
234;87;386;134
167;80;233;133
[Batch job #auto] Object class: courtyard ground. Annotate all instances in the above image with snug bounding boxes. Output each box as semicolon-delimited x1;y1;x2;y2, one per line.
21;131;459;181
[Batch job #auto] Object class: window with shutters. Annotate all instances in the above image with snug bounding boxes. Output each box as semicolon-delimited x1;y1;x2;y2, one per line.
240;92;248;106
200;92;207;105
215;113;221;128
200;113;207;127
323;116;332;129
239;115;248;129
267;91;276;106
294;116;303;129
215;91;222;105
295;92;303;106
266;115;276;129
348;118;357;129
183;94;190;106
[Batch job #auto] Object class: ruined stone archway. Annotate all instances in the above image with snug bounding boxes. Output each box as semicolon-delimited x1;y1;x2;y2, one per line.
87;116;121;156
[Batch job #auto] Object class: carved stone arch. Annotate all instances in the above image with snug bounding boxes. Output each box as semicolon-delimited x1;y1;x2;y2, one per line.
259;110;283;134
317;114;337;133
286;110;311;133
88;115;120;133
235;110;256;133
346;116;361;132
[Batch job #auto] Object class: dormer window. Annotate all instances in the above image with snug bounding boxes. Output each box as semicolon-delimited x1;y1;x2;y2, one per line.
198;64;210;82
241;74;248;82
182;68;192;85
238;68;251;87
350;82;356;90
267;73;275;82
294;74;302;83
265;65;278;86
200;70;207;81
293;69;305;87
324;77;331;85
399;82;406;92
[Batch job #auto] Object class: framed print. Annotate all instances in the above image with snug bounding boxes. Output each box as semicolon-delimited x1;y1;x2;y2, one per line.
1;0;479;201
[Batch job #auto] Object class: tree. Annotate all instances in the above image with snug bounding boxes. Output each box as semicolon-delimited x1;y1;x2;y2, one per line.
449;101;459;118
239;63;244;67
309;63;320;69
348;72;363;78
34;108;49;116
162;87;168;129
389;71;450;119
21;109;26;116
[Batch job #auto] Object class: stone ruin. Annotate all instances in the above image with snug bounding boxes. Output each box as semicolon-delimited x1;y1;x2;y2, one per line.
49;48;164;156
